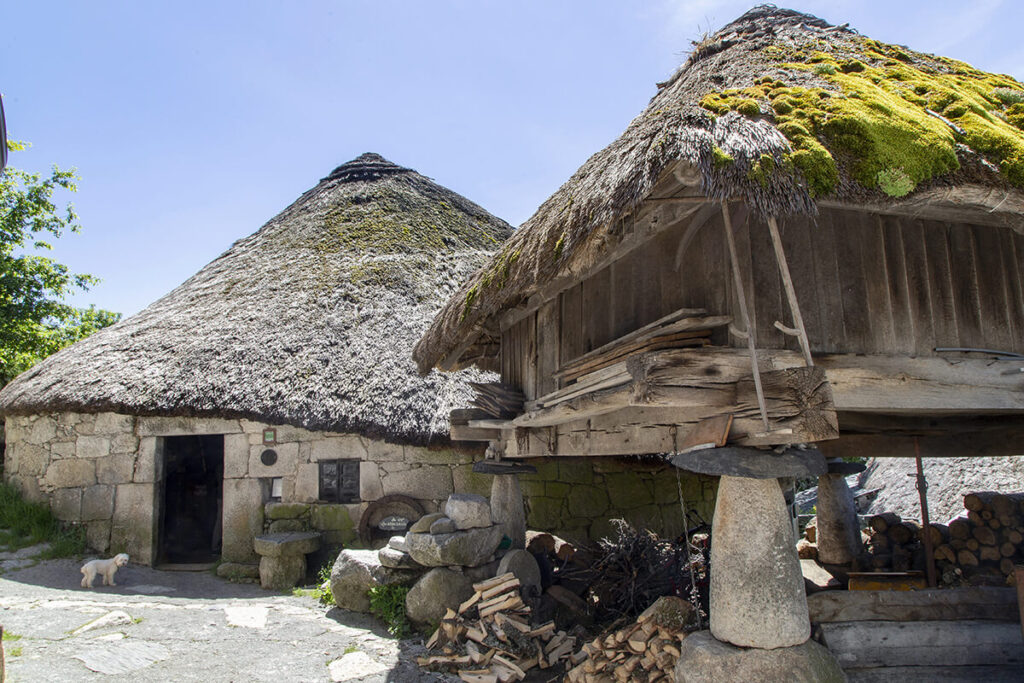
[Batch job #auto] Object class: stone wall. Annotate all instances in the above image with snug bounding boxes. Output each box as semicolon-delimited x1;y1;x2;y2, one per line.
517;456;718;544
2;412;718;565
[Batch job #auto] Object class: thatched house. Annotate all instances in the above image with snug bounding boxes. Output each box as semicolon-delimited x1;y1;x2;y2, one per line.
0;153;514;568
415;6;1024;675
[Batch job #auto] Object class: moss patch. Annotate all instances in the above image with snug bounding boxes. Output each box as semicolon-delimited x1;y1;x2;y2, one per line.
700;35;1024;194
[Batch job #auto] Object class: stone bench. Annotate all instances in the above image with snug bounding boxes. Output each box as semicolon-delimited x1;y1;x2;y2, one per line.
253;532;321;590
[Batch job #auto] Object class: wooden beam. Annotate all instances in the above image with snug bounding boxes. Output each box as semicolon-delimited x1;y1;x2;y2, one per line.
819;431;1024;459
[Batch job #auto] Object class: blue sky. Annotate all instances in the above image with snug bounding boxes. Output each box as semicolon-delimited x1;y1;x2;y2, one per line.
3;1;1022;317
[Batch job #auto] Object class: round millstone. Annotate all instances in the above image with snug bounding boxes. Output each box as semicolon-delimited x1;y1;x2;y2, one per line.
490;475;526;549
815;473;862;565
710;476;810;649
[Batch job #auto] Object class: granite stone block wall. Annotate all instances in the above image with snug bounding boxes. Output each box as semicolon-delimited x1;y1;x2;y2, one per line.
2;412;717;564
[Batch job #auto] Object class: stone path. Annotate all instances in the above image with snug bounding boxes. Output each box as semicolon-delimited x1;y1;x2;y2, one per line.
0;555;456;682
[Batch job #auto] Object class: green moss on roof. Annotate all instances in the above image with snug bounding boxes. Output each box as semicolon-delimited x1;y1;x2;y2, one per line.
700;35;1024;196
317;187;503;254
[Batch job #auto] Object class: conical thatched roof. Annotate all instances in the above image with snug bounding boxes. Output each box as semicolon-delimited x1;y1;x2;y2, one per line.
0;153;513;445
414;5;1024;372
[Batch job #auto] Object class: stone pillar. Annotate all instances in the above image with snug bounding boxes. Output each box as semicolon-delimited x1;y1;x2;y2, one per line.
815;472;861;565
491;475;526;549
710;475;810;649
471;459;536;551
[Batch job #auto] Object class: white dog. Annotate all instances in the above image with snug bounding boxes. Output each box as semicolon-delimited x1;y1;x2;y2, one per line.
80;553;129;588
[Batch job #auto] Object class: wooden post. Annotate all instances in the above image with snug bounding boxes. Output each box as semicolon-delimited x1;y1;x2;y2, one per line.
914;438;937;588
765;216;814;367
721;201;770;432
1015;565;1024;642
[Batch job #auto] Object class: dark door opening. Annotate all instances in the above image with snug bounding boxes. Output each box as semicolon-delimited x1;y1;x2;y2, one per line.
160;435;224;564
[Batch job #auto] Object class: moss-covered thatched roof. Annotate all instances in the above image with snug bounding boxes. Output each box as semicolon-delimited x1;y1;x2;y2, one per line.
414;5;1024;373
0;153;513;445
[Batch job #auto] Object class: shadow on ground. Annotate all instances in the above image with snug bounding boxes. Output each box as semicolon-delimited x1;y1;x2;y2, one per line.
1;557;270;600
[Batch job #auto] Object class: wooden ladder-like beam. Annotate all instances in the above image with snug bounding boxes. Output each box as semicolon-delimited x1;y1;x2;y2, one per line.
766;215;814;368
721;201;770;432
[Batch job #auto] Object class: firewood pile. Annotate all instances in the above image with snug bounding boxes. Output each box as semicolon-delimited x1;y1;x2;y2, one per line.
564;596;697;683
469;382;525;419
417;572;580;682
859;491;1024;586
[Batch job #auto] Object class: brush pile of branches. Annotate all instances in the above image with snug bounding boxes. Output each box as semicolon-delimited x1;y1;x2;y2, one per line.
588;520;708;623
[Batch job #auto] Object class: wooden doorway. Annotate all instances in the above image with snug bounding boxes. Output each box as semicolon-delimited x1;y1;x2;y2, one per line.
159;435;224;564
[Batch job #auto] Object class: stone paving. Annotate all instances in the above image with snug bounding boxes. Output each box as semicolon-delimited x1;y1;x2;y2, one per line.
0;551;455;682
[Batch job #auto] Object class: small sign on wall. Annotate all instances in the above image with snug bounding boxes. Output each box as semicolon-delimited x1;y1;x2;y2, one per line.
263;428;277;445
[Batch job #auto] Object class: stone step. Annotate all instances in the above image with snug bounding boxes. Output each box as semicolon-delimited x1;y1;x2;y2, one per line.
819;620;1024;669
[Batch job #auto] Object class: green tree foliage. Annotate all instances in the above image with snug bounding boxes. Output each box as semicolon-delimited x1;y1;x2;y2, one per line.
0;141;120;384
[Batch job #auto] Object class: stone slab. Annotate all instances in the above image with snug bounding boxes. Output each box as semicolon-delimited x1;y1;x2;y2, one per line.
472;461;537;475
674;631;845;683
329;549;422;613
253;532;320;557
72;641;171;675
672;446;827;479
405;568;473;625
378;547;422;569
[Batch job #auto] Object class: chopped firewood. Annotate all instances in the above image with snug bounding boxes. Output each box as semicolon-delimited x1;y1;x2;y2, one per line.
492;655;526;681
472;572;516;593
458;671;498;683
480;595;523;618
481;577;521;600
459;591;482;614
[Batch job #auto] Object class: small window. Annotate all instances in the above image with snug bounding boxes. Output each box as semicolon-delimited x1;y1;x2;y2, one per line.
319;459;360;503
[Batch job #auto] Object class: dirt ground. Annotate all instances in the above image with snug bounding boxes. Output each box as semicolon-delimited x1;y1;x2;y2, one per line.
0;555;456;682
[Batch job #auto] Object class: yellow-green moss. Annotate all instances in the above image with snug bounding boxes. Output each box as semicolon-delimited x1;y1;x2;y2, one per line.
747;153;777;187
711;146;735;169
553;233;566;262
700;35;1024;194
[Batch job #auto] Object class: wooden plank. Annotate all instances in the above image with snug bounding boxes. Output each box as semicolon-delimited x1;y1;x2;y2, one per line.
656;223;687;321
611;249;638;341
748;213;787;350
880;215;914;354
809;208;847;353
923;222;959;346
676;415;733;452
528;362;629;409
780;212;822;354
522;313;537;401
535;299;561;397
833;209;872;353
702;209;731;345
948;223;984;348
558;327;714;381
861;213;897;353
818;620;1024;669
899;219;936;356
559;283;584;369
501;329;513;387
636;236;663;329
581;264;612;352
998;228;1024;353
972;223;1012;353
553;309;713;378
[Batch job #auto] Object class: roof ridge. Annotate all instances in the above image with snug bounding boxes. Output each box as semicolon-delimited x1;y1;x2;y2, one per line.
323;152;413;183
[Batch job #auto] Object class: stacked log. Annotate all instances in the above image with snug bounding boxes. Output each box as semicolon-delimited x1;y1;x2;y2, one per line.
469;382;525;419
417;573;578;682
860;492;1024;586
564;596;696;683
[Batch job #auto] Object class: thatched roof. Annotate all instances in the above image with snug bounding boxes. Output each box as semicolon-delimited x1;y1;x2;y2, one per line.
414;5;1024;373
0;153;513;445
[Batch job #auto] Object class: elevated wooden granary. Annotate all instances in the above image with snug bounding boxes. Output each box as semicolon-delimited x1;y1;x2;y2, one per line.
416;5;1024;670
415;6;1024;464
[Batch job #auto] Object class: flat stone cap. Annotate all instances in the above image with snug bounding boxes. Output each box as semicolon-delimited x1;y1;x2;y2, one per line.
253;531;321;557
671;446;826;479
472;461;538;475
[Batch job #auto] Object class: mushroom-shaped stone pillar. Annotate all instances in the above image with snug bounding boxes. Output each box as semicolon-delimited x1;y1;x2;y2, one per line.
671;445;827;649
815;459;866;565
471;460;537;550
